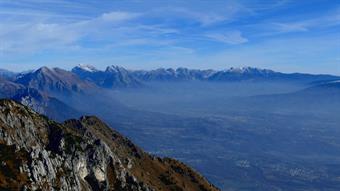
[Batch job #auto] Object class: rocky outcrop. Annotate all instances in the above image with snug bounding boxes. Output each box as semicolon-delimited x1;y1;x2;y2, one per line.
0;99;219;191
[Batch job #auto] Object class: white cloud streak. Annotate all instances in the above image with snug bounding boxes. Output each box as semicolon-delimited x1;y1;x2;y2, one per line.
261;9;340;35
0;11;143;53
206;31;248;45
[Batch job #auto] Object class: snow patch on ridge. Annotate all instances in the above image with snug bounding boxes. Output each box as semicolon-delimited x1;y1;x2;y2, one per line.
77;64;98;72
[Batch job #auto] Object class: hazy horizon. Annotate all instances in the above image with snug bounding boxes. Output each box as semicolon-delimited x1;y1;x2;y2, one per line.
1;63;340;77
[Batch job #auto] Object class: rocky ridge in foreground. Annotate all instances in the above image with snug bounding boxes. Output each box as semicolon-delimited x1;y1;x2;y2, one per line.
0;99;218;191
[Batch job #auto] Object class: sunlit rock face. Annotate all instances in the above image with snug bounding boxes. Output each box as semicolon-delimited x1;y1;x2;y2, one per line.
0;99;219;191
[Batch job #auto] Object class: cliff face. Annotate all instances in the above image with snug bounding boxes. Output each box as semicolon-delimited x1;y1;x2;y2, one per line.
0;99;218;191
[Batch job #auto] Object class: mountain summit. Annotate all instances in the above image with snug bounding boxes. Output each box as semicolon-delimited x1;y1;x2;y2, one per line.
0;99;218;191
72;65;141;88
16;67;95;95
74;64;99;73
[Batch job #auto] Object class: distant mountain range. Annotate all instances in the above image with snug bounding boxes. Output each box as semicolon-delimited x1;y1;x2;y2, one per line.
72;65;340;84
3;65;340;92
1;65;340;190
1;65;339;120
73;65;340;85
207;67;340;83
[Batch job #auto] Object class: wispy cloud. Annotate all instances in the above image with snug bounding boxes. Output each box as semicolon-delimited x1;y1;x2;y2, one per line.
206;31;248;45
147;1;248;27
178;9;228;26
133;25;179;35
100;11;141;22
0;22;78;53
260;9;340;35
0;0;339;75
0;10;144;53
272;22;309;33
109;38;176;47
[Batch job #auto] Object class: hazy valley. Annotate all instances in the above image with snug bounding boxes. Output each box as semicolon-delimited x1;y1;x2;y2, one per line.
1;65;340;190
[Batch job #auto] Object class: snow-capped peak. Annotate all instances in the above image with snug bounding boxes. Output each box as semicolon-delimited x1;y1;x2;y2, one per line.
76;64;98;72
105;65;127;73
227;67;274;74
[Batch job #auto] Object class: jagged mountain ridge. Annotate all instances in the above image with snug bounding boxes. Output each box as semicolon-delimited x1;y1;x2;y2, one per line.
72;65;340;84
130;68;216;81
0;99;218;191
3;66;339;92
16;67;96;95
72;65;141;88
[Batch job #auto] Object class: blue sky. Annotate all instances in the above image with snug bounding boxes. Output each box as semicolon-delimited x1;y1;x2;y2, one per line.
0;0;339;74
